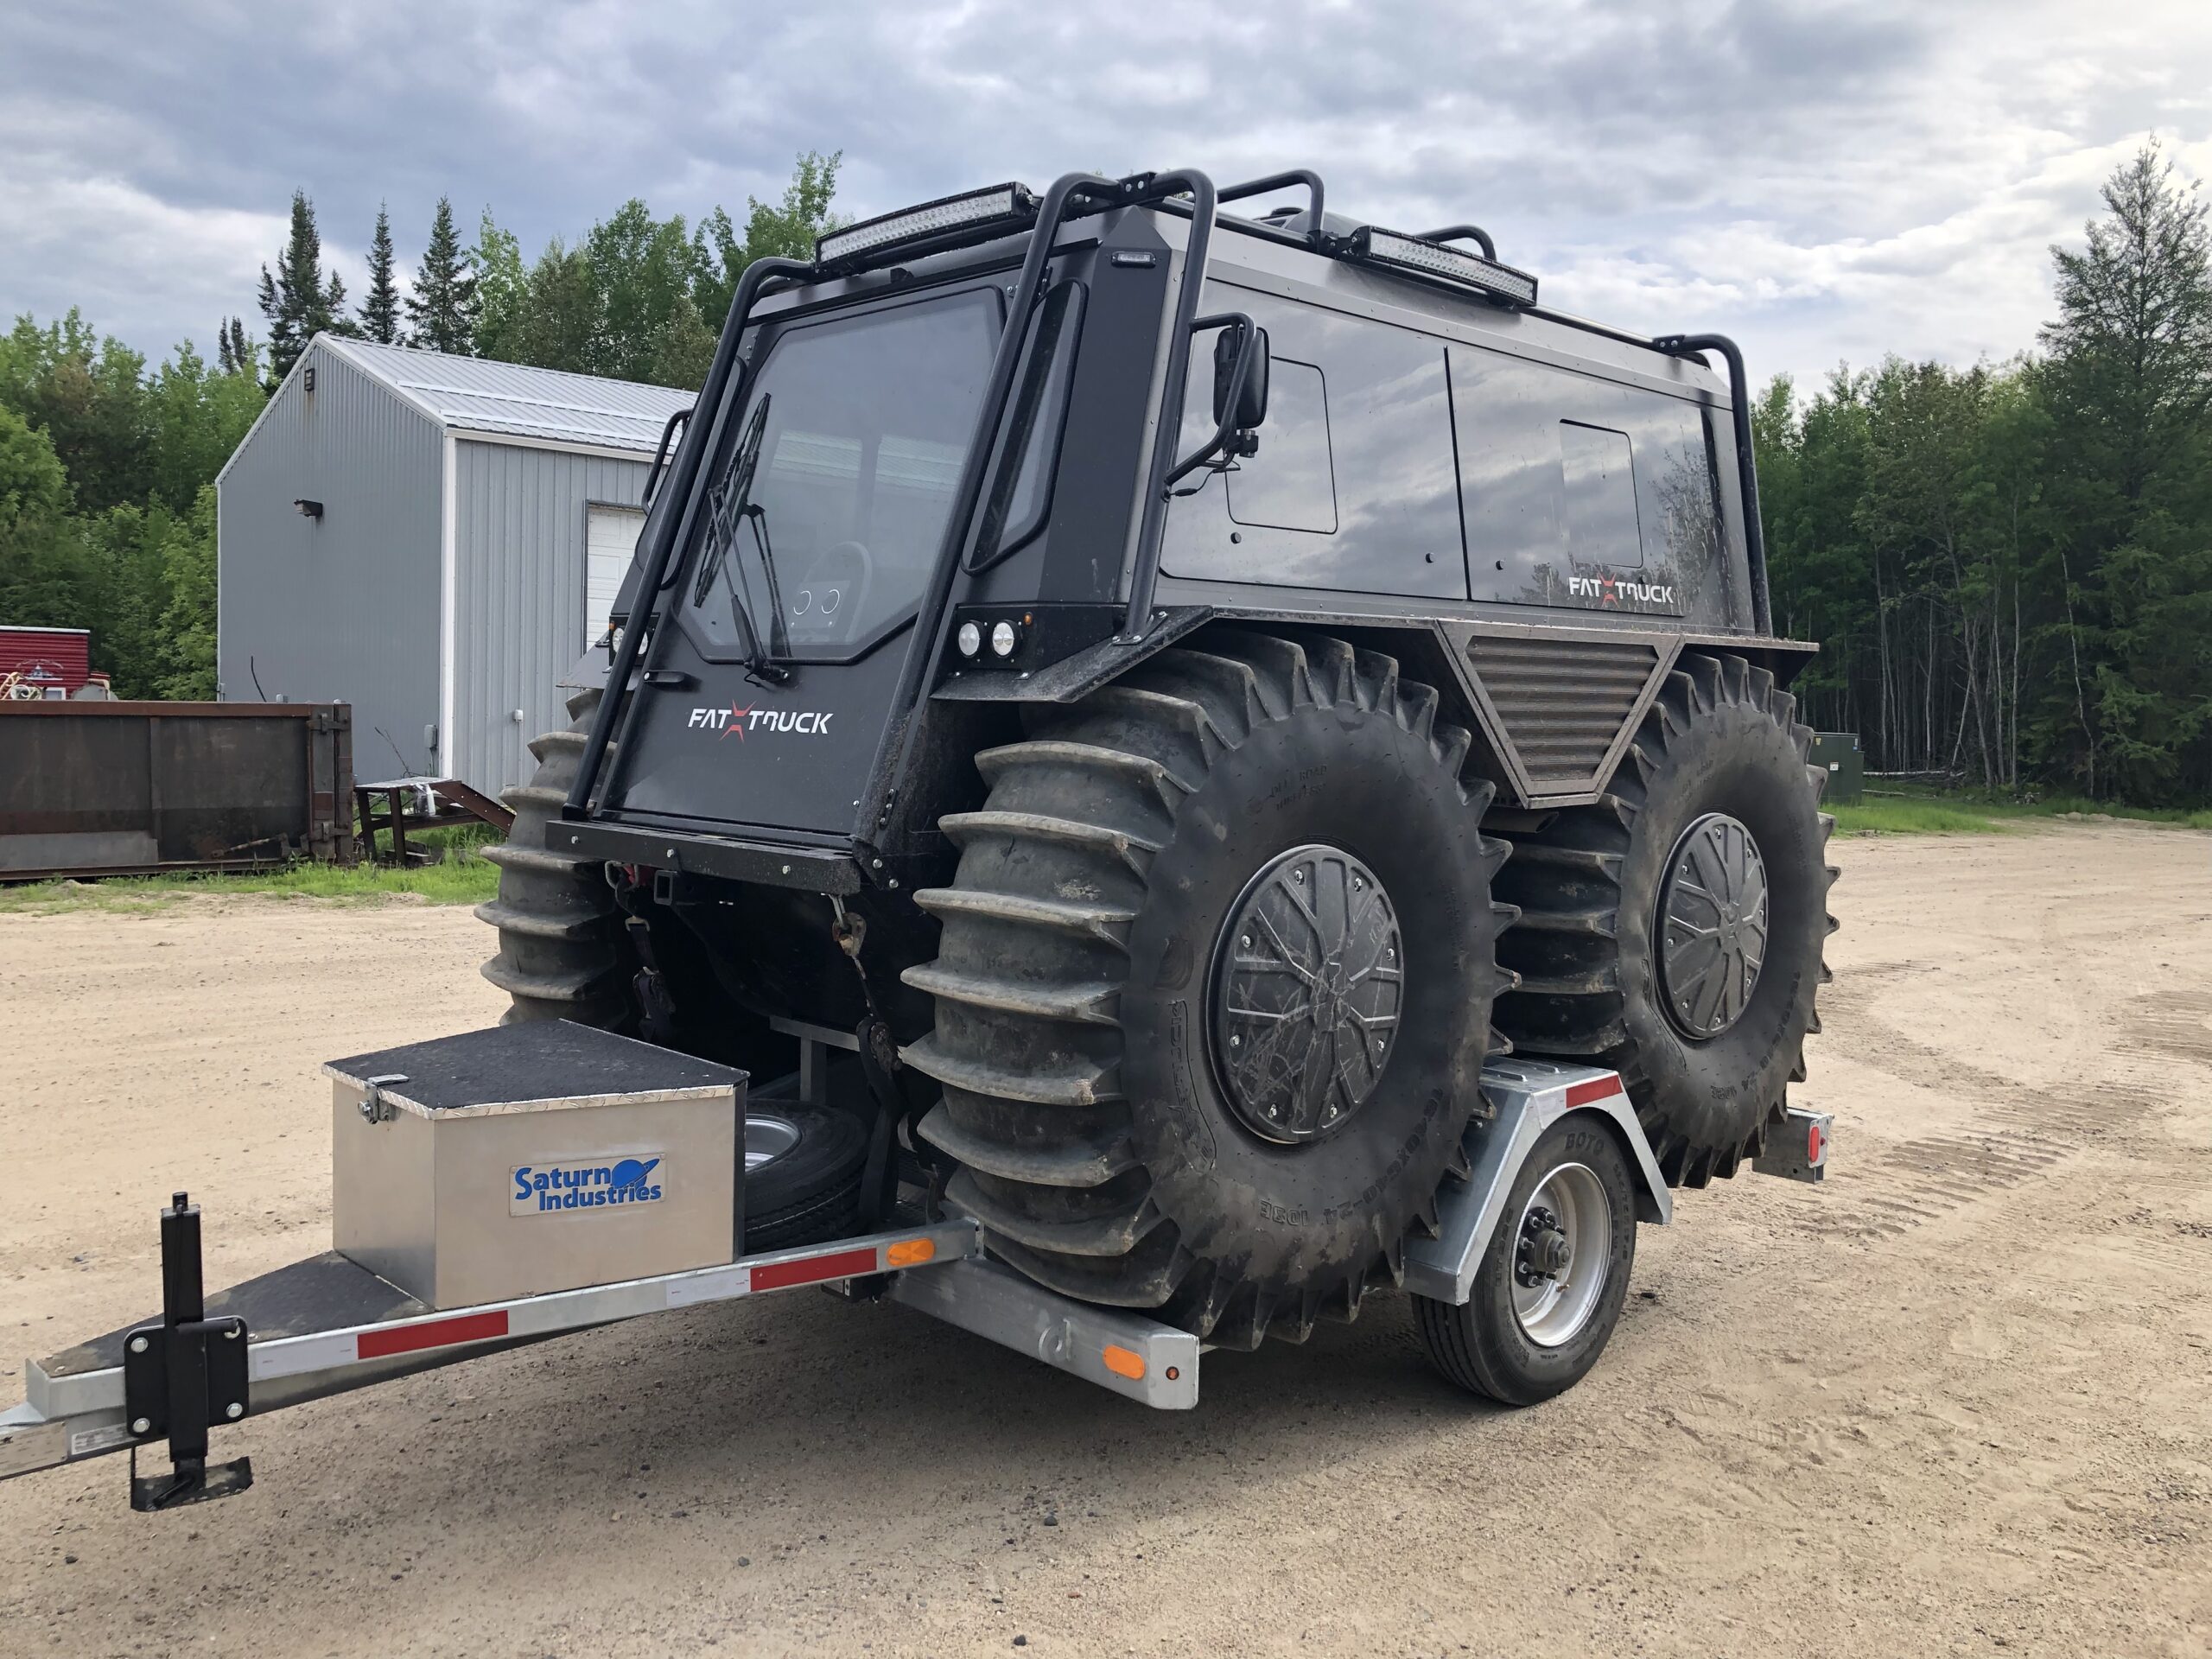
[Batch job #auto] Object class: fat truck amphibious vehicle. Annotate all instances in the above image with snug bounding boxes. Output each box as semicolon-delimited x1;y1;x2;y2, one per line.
3;169;1840;1512
477;166;1836;1390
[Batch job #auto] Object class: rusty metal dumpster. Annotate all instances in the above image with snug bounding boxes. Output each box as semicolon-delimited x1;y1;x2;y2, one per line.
0;701;354;879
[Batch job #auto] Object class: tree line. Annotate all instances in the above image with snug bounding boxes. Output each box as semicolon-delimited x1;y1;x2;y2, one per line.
0;155;842;698
0;148;2204;804
249;151;842;388
1758;145;2211;805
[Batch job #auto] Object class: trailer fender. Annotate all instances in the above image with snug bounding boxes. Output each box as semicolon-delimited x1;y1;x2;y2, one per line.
1402;1058;1670;1307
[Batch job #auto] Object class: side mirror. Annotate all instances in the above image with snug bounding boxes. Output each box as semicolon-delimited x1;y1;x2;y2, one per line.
1212;322;1269;431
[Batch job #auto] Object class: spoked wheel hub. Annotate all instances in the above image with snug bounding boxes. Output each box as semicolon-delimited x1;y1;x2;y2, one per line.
1656;811;1770;1039
1209;843;1403;1145
1510;1162;1611;1347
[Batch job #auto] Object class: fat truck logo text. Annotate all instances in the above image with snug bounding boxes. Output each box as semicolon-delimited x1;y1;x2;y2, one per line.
510;1155;665;1216
686;704;834;740
1567;575;1675;608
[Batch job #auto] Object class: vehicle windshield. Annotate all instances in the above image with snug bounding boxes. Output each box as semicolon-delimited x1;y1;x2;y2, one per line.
684;286;1000;661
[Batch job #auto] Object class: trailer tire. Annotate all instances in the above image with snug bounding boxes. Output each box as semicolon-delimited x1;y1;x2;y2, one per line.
1413;1113;1636;1405
1493;652;1837;1185
743;1105;868;1251
478;686;636;1029
904;631;1516;1350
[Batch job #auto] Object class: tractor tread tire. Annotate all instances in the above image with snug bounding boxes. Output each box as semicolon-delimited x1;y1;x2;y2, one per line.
904;631;1516;1350
478;687;633;1029
1493;651;1838;1186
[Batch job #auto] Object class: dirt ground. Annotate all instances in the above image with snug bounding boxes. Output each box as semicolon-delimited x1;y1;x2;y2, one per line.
3;821;2209;1657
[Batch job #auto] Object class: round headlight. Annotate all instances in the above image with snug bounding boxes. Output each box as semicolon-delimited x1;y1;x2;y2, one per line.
956;620;982;658
989;620;1018;658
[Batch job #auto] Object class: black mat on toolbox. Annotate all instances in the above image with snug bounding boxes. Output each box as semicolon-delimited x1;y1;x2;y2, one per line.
324;1019;745;1112
40;1251;427;1377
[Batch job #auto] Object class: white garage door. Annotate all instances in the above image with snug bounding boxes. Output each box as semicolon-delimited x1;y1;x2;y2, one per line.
585;505;646;648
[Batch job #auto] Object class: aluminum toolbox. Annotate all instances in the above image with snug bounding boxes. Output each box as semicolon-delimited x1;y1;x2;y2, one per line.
324;1021;746;1310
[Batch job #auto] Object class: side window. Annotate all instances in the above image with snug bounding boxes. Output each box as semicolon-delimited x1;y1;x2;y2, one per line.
970;281;1086;569
1161;288;1465;600
1453;346;1720;619
1225;360;1336;533
1558;422;1642;569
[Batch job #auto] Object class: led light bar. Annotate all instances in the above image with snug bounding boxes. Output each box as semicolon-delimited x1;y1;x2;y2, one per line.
1345;226;1539;308
816;182;1041;270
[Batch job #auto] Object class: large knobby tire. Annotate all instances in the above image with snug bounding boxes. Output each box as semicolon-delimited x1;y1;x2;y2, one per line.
1492;652;1837;1185
903;632;1516;1350
478;686;634;1028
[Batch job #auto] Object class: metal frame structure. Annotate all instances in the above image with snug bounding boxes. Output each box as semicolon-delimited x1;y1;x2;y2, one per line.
560;163;1793;845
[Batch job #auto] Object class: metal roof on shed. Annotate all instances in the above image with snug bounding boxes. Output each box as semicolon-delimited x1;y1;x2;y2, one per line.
322;337;694;453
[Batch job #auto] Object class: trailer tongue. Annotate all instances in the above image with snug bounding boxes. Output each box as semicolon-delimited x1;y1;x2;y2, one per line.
0;1023;1829;1511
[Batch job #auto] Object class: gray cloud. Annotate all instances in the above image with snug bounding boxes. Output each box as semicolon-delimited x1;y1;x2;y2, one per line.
2;0;2209;391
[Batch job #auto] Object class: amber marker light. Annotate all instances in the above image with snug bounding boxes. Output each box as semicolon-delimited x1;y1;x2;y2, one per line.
885;1237;937;1268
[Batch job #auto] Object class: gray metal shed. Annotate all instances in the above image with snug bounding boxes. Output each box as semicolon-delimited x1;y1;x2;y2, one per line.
216;334;691;793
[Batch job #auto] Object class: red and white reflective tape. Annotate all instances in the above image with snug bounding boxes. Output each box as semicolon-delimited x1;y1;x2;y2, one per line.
245;1224;971;1387
1563;1075;1628;1109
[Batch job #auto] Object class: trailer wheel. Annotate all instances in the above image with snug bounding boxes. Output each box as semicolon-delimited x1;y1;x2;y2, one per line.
1493;652;1838;1185
478;686;636;1029
904;632;1516;1350
1412;1114;1636;1405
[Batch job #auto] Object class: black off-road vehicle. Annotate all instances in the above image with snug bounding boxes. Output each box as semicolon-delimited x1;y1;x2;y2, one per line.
482;167;1834;1355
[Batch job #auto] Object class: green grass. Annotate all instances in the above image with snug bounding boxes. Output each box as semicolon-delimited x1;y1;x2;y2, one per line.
1829;779;2212;837
1828;798;2017;836
0;850;500;913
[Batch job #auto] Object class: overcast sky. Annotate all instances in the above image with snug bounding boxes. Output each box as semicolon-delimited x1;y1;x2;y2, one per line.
3;0;2209;395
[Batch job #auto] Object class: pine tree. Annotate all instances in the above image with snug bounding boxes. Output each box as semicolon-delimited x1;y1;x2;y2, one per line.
359;203;403;344
257;191;346;385
216;317;259;380
406;197;478;355
2039;142;2212;518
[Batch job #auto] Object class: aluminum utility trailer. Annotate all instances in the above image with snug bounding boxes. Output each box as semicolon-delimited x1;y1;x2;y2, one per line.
0;1055;1830;1511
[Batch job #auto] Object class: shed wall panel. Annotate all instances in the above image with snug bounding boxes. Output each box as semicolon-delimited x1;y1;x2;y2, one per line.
451;440;652;791
218;339;444;778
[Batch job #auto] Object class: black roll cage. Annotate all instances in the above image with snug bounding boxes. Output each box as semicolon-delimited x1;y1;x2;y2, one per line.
565;164;1775;824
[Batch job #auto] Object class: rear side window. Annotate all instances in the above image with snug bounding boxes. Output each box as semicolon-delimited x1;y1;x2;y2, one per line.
1558;422;1642;569
1226;360;1337;533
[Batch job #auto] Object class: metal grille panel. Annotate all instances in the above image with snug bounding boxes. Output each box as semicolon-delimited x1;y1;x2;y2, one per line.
1466;636;1662;796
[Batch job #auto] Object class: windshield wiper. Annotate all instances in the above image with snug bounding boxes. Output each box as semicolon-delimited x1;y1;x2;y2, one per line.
692;395;788;682
741;502;792;660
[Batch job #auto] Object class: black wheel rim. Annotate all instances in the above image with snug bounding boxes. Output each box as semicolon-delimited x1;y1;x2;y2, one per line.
1208;843;1403;1144
1656;811;1769;1039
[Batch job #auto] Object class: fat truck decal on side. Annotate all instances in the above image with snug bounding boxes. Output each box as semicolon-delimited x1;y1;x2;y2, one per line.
1567;574;1676;609
685;705;836;739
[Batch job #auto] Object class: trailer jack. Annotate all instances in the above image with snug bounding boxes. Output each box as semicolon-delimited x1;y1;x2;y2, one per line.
121;1192;253;1510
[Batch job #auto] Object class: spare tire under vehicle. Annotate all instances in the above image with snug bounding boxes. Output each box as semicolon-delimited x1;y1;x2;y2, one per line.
1492;651;1837;1185
741;1103;869;1252
904;631;1517;1351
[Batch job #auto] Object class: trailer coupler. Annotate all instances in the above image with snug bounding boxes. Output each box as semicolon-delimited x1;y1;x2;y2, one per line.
121;1192;253;1510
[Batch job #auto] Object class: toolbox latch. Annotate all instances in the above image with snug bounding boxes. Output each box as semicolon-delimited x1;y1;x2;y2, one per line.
358;1072;409;1125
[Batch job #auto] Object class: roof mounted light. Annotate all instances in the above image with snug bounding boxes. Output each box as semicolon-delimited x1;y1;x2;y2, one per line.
816;182;1041;271
1344;226;1539;309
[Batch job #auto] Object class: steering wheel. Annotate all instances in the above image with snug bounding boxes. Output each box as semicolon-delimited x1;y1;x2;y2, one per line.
789;540;874;642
